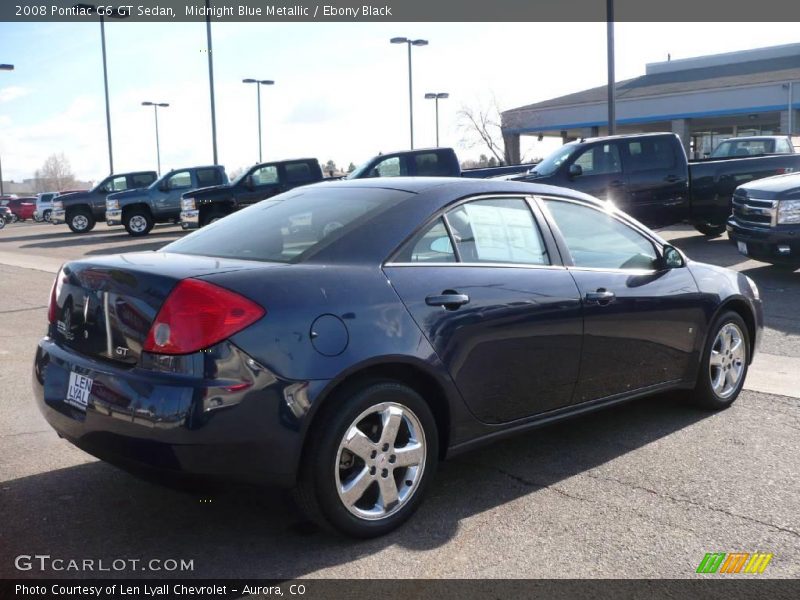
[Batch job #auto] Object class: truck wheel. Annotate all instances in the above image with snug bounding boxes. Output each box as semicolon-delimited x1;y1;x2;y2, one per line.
691;311;749;410
67;209;95;233
0;217;5;230
694;223;726;238
294;381;438;538
200;207;227;227
123;209;154;237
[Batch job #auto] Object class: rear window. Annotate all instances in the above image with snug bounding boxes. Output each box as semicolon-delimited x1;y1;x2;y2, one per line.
163;187;406;263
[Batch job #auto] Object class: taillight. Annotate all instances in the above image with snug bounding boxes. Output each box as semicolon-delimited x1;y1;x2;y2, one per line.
48;266;65;324
143;279;265;355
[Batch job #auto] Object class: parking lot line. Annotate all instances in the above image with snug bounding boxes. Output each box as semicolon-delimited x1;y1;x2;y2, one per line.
0;250;62;273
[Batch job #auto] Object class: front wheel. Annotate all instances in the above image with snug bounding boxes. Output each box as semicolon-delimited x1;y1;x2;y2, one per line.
0;217;5;230
294;382;438;538
692;311;750;410
123;209;154;237
43;209;52;222
67;209;95;233
10;214;18;224
694;222;726;237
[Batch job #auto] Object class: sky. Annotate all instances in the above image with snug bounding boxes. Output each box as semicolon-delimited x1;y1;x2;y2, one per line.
2;21;800;183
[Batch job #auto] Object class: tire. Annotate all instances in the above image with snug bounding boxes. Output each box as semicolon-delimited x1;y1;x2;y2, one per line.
123;208;154;237
200;207;227;227
43;209;52;222
0;218;5;230
10;214;18;224
294;381;438;538
691;311;750;410
66;208;95;233
694;222;726;237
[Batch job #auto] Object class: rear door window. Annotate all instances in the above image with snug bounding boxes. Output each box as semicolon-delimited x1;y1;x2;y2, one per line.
196;168;223;187
625;138;677;171
130;173;156;188
283;162;316;184
414;152;447;176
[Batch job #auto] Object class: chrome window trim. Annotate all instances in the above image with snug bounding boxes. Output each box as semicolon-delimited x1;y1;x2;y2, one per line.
384;261;565;270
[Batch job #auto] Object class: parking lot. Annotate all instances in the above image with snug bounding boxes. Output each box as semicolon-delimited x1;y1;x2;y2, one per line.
0;220;798;579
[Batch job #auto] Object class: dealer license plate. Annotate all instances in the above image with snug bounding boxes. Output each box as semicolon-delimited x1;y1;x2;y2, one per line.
65;372;92;411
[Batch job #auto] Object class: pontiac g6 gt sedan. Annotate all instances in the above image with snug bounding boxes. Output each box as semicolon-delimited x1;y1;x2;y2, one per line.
33;178;763;537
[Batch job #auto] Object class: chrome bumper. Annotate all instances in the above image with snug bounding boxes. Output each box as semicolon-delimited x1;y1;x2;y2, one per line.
105;209;122;226
180;210;199;230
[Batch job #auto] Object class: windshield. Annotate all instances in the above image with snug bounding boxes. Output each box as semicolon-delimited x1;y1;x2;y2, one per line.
163;186;406;263
711;139;774;158
529;143;579;176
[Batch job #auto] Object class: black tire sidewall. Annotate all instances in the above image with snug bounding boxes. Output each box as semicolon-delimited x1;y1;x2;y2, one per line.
307;382;438;538
695;311;750;409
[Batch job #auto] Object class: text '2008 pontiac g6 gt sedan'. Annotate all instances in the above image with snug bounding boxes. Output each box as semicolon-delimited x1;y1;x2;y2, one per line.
33;177;763;537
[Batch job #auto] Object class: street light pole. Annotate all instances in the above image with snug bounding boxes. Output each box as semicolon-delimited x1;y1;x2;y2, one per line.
205;0;218;165
391;37;428;149
424;92;449;147
606;0;616;135
242;79;275;162
142;102;169;175
0;63;12;197
75;4;128;174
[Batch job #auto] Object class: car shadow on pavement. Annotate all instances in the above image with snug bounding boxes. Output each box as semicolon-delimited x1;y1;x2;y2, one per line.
20;230;182;252
0;392;711;579
668;234;745;269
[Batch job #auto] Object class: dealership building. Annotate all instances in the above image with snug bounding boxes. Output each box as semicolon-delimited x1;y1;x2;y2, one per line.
501;43;800;160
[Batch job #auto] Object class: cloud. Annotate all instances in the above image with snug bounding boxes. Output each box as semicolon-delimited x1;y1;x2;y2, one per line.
285;99;340;124
0;86;31;103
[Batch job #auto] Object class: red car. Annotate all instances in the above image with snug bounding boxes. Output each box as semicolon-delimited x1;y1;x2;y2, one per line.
1;197;36;222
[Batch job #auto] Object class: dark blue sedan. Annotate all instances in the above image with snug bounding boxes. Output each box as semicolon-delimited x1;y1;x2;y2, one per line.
33;178;763;537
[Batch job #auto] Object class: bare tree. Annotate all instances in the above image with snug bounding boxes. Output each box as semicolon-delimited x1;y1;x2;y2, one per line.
34;153;76;192
457;98;509;165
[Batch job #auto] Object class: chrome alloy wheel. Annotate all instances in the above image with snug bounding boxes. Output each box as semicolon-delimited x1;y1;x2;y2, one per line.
72;214;89;230
709;322;746;399
335;402;426;521
129;215;148;233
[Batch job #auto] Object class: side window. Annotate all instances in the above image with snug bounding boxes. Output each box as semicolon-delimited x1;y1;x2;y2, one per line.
130;173;155;188
196;168;223;187
167;171;192;190
284;162;314;184
572;143;621;176
544;200;658;270
446;198;549;265
394;218;455;263
251;166;279;185
107;176;127;192
414;153;445;176
371;157;405;178
775;138;792;153
626;139;677;171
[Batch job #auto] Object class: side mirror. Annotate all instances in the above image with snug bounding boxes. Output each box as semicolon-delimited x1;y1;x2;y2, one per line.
245;176;255;190
663;244;684;269
568;164;583;178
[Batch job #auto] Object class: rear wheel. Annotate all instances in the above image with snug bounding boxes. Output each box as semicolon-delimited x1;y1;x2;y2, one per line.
691;311;749;410
43;209;52;222
10;214;19;224
66;208;95;233
123;209;154;237
294;381;438;538
0;217;5;230
694;222;726;237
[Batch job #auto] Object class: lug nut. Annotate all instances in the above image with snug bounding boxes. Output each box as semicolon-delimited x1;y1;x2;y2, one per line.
382;443;389;451
381;469;389;478
370;466;376;475
370;450;377;459
389;455;396;463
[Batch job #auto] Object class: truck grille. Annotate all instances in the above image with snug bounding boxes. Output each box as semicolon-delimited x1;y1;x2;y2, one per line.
732;196;777;227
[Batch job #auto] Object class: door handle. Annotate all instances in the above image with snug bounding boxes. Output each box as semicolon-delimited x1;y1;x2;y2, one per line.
609;179;625;187
664;175;684;183
585;288;615;305
426;291;470;310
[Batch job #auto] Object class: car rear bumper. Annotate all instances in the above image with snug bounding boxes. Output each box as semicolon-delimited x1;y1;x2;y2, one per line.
51;209;65;224
32;337;317;487
105;209;122;226
180;210;199;229
727;218;800;264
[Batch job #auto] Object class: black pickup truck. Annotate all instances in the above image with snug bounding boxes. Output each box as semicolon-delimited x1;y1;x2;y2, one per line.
180;158;323;229
511;132;800;234
51;171;158;233
346;147;535;180
727;172;800;266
